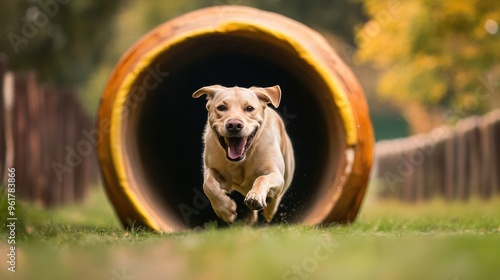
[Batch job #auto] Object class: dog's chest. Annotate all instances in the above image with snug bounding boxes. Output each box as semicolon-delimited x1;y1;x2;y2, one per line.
224;164;254;193
226;164;245;184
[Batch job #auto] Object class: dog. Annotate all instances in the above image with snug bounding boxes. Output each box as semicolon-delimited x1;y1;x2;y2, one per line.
192;85;295;225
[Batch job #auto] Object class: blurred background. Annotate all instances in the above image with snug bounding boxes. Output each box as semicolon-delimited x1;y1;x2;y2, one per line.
0;0;499;207
0;1;499;279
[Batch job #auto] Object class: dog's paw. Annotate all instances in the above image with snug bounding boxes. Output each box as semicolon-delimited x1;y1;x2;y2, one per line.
263;199;278;223
214;197;237;224
244;191;267;211
241;210;258;226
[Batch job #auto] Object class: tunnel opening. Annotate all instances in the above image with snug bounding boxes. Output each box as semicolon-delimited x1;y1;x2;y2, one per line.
118;33;346;229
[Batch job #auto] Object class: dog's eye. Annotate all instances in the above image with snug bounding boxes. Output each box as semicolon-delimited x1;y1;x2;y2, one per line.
245;106;255;112
216;105;227;111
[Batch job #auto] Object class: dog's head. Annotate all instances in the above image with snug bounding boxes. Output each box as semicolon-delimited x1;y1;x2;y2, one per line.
193;85;281;162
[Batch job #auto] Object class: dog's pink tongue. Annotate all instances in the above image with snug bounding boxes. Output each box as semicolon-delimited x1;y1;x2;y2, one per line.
228;137;246;160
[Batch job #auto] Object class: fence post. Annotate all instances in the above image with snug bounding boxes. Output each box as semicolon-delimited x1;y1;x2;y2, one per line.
12;74;30;199
0;55;5;185
27;72;44;204
46;86;63;206
488;111;500;196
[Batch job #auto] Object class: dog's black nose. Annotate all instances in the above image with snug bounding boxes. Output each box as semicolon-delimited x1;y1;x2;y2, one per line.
226;119;244;133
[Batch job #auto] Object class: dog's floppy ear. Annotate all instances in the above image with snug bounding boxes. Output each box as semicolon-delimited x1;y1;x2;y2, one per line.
192;85;226;100
250;85;281;108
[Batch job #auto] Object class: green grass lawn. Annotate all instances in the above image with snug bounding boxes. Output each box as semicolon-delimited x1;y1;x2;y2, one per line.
1;186;500;280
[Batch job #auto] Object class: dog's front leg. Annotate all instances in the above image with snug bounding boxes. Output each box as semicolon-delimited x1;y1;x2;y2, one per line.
244;172;284;222
203;168;237;224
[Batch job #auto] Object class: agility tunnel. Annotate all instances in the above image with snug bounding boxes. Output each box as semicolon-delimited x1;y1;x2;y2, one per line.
97;6;374;232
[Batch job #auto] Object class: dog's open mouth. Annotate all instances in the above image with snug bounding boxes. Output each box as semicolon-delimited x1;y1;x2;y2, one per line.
217;128;257;162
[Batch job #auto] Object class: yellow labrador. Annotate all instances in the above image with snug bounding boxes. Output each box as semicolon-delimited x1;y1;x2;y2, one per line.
193;85;295;224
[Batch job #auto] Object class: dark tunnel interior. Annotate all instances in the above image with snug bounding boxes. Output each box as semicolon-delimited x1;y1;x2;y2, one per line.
125;34;344;228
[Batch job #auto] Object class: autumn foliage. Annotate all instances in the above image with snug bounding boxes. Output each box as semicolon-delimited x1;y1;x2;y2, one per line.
356;0;500;132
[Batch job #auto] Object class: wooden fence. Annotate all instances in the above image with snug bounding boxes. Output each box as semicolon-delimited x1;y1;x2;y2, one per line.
0;56;99;206
372;109;500;201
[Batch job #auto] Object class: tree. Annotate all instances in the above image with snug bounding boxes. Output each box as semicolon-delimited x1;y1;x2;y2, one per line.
0;0;122;86
252;0;366;45
356;0;500;133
